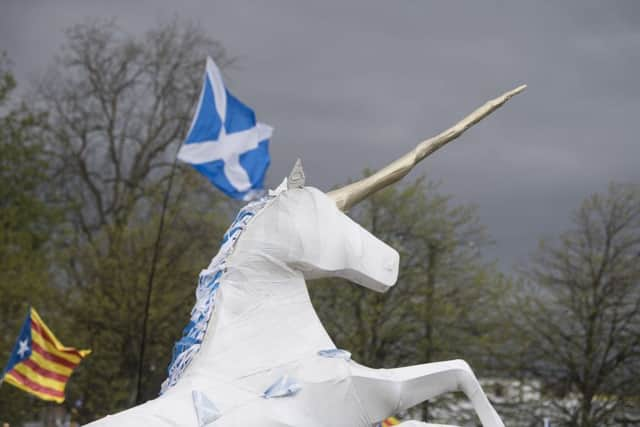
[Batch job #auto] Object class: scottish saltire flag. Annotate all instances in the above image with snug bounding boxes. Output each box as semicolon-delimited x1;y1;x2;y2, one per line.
178;57;273;200
1;308;90;403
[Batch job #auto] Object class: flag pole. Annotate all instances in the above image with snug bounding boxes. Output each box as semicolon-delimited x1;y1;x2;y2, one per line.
134;149;181;405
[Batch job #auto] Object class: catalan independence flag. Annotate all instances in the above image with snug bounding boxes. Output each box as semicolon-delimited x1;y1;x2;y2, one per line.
379;416;400;426
1;307;90;403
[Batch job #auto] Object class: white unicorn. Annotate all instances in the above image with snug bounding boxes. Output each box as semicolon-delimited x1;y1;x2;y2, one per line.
86;85;525;427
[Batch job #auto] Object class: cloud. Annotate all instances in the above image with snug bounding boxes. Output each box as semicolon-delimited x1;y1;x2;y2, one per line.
2;0;639;271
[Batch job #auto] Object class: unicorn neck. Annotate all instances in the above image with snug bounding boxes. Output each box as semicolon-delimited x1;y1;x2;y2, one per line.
181;252;335;384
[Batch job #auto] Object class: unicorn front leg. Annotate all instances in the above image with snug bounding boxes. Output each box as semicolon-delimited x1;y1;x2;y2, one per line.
349;359;504;427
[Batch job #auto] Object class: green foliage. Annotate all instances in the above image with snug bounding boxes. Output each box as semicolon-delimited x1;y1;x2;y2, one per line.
309;175;507;367
309;175;510;422
32;21;233;422
2;19;233;423
63;182;228;420
0;53;62;424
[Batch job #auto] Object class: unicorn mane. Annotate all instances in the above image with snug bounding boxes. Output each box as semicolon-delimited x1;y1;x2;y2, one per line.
161;195;274;393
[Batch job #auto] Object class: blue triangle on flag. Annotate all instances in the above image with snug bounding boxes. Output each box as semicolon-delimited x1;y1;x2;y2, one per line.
185;76;222;144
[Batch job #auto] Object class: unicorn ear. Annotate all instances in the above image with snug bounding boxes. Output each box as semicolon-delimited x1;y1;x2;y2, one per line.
287;158;305;189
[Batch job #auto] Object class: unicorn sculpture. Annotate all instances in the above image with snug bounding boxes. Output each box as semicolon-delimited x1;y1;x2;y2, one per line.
87;85;525;427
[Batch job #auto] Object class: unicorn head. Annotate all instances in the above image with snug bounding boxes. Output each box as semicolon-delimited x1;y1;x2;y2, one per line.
246;160;400;293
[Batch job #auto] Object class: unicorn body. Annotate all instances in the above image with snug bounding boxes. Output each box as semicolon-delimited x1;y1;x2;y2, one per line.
87;186;503;427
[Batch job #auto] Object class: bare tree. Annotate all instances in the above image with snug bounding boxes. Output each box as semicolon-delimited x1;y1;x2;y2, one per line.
42;19;230;242
518;183;640;427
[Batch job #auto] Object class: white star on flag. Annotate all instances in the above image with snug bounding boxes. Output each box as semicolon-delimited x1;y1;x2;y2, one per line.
17;339;29;358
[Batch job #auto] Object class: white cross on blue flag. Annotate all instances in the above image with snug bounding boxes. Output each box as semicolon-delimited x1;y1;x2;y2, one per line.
178;57;273;200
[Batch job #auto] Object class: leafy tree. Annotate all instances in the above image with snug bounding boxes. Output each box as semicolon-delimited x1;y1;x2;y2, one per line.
0;53;62;424
516;183;640;427
36;21;233;421
309;175;509;423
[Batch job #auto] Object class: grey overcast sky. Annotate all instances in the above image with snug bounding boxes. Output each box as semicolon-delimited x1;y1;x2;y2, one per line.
1;0;639;271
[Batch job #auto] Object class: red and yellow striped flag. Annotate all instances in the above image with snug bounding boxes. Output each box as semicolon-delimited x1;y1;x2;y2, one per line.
1;307;90;402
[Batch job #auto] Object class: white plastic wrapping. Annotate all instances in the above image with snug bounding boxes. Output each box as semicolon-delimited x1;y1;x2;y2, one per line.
86;186;504;427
